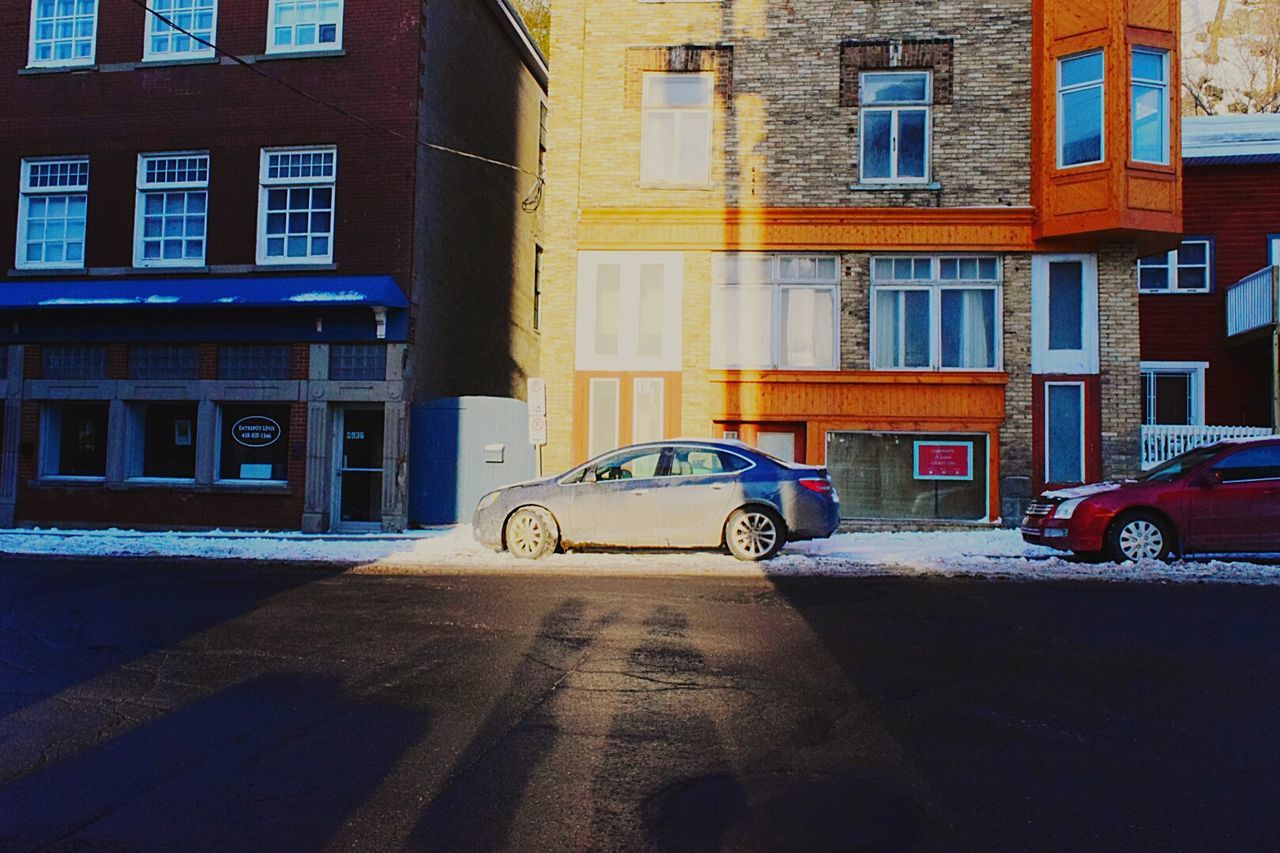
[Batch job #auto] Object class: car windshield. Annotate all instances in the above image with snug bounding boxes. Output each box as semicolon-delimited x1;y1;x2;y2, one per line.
1138;445;1222;483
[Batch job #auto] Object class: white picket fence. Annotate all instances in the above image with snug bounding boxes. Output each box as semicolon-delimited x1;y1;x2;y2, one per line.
1141;424;1273;470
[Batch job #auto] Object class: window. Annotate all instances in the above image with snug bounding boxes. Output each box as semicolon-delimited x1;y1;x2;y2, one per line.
577;252;683;371
641;73;713;186
1045;382;1085;485
591;445;663;481
1211;445;1280;483
1131;48;1169;164
17;158;89;270
826;431;989;521
669;446;746;477
129;402;198;480
129;345;199;379
143;0;216;59
712;254;840;369
533;245;543;332
870;256;1001;371
329;344;386;380
1141;362;1206;426
41;402;108;479
538;102;548;177
588;377;620;458
1138;240;1211;293
43;345;104;379
28;0;97;67
1270;235;1280;266
219;345;291;380
257;147;336;264
1057;50;1104;168
632;377;664;444
859;71;931;183
267;0;342;52
1031;254;1099;374
135;153;209;267
219;404;290;482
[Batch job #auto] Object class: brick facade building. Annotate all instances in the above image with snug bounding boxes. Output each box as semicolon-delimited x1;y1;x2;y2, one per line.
0;0;547;530
541;0;1180;525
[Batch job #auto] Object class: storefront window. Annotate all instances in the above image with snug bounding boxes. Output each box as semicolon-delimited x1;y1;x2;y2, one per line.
826;431;988;521
219;404;291;482
43;402;108;478
134;402;198;479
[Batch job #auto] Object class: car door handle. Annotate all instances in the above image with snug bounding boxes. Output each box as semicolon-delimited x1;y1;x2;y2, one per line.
632;490;648;496
710;484;726;491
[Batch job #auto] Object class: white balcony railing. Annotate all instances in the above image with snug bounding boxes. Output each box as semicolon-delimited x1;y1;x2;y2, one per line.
1141;424;1273;470
1226;266;1279;337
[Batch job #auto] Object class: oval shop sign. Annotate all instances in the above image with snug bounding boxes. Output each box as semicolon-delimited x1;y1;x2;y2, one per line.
232;416;282;448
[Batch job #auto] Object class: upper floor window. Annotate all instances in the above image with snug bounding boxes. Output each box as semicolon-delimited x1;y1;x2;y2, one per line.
1131;48;1169;165
859;71;931;183
267;0;343;54
17;157;89;270
29;0;97;67
1138;239;1210;293
144;0;217;60
871;256;1001;371
135;152;209;267
711;254;840;370
576;252;683;371
1057;50;1104;168
257;147;336;264
641;73;713;187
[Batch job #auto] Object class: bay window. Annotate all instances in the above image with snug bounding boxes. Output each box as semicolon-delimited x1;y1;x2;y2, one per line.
871;256;1001;371
135;152;209;267
859;71;931;183
1057;50;1104;168
711;254;839;370
641;73;713;186
1131;48;1169;164
17;157;89;270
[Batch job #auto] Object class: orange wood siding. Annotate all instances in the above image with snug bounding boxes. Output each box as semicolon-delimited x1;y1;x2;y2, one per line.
571;371;683;462
710;370;1008;520
1032;0;1182;247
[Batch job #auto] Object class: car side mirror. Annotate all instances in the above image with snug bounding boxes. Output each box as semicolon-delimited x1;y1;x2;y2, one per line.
1198;469;1224;489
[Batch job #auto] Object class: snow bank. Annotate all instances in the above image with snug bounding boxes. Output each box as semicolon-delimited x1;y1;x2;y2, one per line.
1;526;1278;584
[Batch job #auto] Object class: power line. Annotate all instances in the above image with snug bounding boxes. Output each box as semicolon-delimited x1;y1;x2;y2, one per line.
118;0;544;207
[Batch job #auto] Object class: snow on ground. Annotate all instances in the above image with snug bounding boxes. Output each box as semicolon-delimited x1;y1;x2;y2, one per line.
1;526;1279;585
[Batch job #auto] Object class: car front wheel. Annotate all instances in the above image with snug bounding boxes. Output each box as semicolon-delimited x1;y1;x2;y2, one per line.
505;507;558;560
1105;511;1173;563
725;507;785;562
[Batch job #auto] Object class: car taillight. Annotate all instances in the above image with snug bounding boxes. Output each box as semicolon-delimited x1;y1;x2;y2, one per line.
799;478;832;494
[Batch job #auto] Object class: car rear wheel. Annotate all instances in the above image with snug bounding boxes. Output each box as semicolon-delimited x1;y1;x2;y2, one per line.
725;507;785;562
505;507;558;560
1105;511;1172;563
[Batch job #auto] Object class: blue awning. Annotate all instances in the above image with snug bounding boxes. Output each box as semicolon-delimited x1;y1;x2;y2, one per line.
0;275;408;309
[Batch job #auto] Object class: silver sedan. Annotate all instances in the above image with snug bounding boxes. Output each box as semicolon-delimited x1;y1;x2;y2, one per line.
473;440;840;561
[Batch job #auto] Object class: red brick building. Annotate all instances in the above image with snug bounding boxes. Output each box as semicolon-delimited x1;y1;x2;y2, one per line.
0;0;548;530
1137;115;1279;469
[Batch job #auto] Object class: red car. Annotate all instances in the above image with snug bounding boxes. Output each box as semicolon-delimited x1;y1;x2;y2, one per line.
1021;437;1280;562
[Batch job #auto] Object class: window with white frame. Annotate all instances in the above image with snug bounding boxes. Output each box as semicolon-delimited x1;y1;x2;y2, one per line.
641;73;713;186
267;0;343;52
1138;239;1210;293
1131;48;1169;164
40;402;109;479
1045;381;1085;484
143;0;216;59
257;147;336;264
870;256;1001;371
859;71;931;183
576;252;683;371
135;152;209;267
712;254;840;369
28;0;98;67
1141;362;1206;426
17;157;89;270
1057;50;1105;168
1031;254;1099;374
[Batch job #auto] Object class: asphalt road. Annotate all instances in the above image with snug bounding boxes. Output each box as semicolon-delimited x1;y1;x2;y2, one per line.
1;557;1278;852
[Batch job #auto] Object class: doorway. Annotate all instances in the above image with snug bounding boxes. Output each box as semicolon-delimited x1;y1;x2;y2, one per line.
334;406;384;530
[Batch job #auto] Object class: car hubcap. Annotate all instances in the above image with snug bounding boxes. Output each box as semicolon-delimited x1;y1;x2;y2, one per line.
509;515;543;556
1119;520;1163;561
732;513;777;558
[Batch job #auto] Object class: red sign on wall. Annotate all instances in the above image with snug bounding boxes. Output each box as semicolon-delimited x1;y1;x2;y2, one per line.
914;441;974;481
